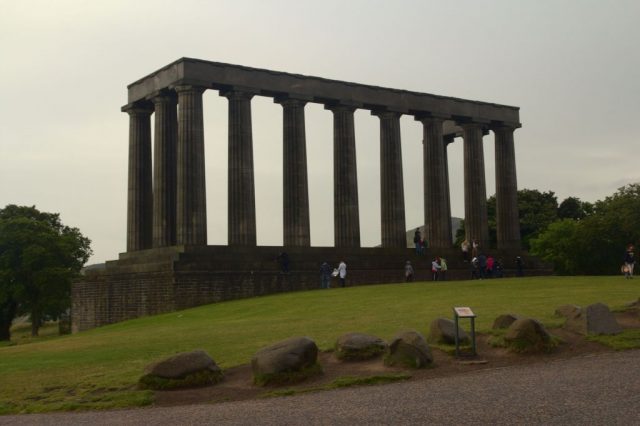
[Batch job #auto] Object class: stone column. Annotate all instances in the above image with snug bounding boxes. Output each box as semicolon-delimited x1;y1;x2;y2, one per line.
443;135;455;244
462;123;489;248
223;90;256;246
375;111;406;248
327;105;360;248
420;118;451;248
277;98;310;247
151;92;178;247
175;85;207;245
494;125;521;250
124;103;153;252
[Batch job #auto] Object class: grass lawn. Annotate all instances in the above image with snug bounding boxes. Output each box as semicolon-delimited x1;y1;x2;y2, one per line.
0;276;638;414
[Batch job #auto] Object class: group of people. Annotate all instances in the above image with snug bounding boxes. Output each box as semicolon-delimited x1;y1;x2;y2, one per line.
413;229;428;255
319;260;347;289
404;257;448;282
470;254;505;279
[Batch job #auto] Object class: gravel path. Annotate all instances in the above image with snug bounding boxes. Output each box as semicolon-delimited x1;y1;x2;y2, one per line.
3;350;640;425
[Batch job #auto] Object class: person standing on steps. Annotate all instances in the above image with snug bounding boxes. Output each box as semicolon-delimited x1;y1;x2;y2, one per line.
338;260;347;287
320;261;332;288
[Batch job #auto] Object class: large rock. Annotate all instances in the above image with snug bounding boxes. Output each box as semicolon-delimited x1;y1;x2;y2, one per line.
335;332;387;361
555;304;581;319
564;303;622;335
146;350;221;379
492;314;520;329
139;350;223;390
504;318;553;353
429;318;470;344
385;330;433;368
252;336;320;385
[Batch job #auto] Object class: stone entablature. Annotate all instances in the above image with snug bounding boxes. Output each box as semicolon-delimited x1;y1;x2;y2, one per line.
126;58;520;128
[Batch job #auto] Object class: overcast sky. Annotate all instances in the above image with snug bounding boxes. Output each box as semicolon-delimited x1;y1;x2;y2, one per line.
1;0;638;264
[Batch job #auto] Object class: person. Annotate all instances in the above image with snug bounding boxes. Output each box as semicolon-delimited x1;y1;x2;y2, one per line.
419;237;428;255
486;255;494;278
471;257;480;280
404;260;414;282
337;260;347;287
413;229;421;254
516;256;524;277
277;252;289;274
472;239;479;258
320;261;332;288
439;257;448;281
494;258;504;278
431;257;441;281
477;253;487;279
623;246;635;279
461;240;470;262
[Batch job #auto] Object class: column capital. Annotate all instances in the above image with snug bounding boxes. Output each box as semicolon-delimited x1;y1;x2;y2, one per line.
274;97;308;108
371;110;402;120
490;123;520;133
121;101;153;115
324;103;357;113
219;88;256;100
149;90;177;104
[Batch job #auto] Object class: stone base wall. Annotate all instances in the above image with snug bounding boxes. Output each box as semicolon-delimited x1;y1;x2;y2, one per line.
72;245;551;332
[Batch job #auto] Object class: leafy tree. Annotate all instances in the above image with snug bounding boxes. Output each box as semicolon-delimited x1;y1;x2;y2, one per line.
531;184;640;275
0;205;92;340
558;196;594;220
473;189;558;249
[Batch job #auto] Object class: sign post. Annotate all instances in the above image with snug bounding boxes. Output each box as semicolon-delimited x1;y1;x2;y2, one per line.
453;306;477;357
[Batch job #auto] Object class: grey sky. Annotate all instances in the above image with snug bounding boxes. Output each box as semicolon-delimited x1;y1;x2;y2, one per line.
1;0;638;264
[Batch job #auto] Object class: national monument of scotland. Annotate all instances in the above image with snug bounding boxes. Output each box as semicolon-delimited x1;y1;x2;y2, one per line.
72;58;544;332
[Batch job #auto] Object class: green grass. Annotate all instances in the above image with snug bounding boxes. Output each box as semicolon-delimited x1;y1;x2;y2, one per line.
0;276;638;414
587;328;640;350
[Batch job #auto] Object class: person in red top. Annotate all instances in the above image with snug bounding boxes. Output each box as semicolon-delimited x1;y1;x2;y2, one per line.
486;256;495;278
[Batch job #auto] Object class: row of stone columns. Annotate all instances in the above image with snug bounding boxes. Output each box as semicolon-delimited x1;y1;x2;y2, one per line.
125;87;520;252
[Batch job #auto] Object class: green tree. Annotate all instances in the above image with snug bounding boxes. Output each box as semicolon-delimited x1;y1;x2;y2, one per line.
481;189;558;249
0;205;92;340
558;196;594;220
531;184;640;275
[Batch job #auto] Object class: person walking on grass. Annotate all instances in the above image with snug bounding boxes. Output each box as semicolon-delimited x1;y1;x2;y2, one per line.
624;245;635;279
440;258;448;281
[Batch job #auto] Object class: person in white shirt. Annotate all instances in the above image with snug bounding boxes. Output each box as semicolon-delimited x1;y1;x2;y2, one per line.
337;261;347;287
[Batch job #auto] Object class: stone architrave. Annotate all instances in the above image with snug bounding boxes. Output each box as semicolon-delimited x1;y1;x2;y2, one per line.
277;98;310;247
420;117;451;248
375;111;406;248
224;89;257;246
328;104;360;248
461;123;489;248
151;92;178;247
175;85;207;246
494;125;521;250
124;102;154;252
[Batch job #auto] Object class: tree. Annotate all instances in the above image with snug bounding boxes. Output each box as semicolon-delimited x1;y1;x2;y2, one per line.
531;184;640;275
558;196;594;220
0;205;92;340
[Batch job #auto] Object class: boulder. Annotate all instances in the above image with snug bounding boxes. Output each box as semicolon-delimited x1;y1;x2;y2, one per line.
492;314;520;329
504;318;553;353
555;304;581;319
335;332;387;361
385;330;433;368
252;336;320;385
146;350;221;379
564;303;622;335
139;350;223;390
429;318;470;344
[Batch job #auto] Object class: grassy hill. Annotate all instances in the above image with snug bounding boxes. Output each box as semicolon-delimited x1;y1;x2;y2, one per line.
1;276;638;414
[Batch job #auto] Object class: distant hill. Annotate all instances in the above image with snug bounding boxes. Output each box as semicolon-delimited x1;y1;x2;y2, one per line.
405;217;462;248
